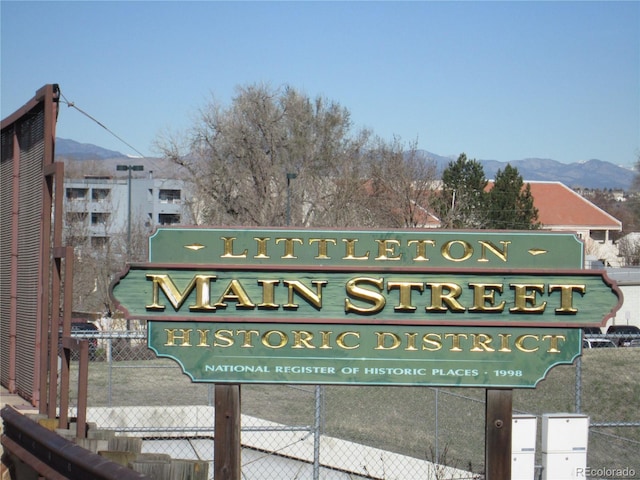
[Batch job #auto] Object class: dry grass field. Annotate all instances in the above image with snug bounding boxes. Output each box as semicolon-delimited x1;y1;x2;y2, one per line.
74;346;640;474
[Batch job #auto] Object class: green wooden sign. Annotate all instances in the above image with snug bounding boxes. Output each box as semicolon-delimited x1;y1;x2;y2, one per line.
109;228;622;388
148;322;580;388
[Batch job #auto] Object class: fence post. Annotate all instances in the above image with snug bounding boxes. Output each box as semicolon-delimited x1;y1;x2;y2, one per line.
108;336;113;407
434;387;439;461
313;385;323;480
575;356;582;413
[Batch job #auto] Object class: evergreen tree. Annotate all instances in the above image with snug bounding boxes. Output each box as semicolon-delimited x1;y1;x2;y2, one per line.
438;153;488;228
487;164;540;229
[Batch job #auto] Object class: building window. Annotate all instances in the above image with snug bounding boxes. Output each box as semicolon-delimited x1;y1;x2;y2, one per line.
92;188;111;201
66;188;88;200
159;213;180;225
159;189;181;204
91;212;110;225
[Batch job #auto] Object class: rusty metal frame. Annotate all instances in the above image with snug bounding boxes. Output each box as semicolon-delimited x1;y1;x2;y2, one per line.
1;85;86;432
1;84;60;406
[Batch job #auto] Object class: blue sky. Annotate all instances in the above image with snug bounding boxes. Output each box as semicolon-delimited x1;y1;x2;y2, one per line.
2;1;639;166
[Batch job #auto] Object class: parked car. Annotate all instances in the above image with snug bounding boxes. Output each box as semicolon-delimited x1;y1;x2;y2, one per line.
59;322;99;360
582;337;616;349
582;327;603;336
628;339;640;347
605;325;640;347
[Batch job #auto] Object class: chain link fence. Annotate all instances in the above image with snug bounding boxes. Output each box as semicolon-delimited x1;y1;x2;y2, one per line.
65;329;640;479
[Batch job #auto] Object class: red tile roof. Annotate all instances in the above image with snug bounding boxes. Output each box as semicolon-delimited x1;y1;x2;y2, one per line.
499;181;622;230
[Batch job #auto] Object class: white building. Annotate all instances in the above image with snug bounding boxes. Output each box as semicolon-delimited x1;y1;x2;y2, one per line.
64;174;191;250
606;268;640;330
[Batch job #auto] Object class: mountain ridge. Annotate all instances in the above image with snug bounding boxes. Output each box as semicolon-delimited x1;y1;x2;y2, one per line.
419;151;634;190
54;138;635;190
56;138;126;160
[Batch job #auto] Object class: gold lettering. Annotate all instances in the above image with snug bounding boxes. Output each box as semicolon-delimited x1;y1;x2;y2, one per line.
236;329;259;348
164;328;192;347
196;329;210;347
407;239;436;261
275;238;303;258
292;330;315;349
309;238;337;259
374;332;401;350
375;239;402;261
336;331;360;349
470;333;495;352
477;241;510;263
283;280;326;309
510;284;547;313
319;331;333;349
498;333;512;352
344;277;385;314
387;281;424;311
257;280;280;309
548;284;586;314
542;334;566;353
342;239;370;260
214;279;256;309
262;330;288;348
441;240;473;262
422;333;443;351
515;334;539;352
425;283;465;312
253;237;270;259
445;333;468;352
468;283;506;312
221;237;247;258
146;274;217;311
405;332;419;351
213;329;234;347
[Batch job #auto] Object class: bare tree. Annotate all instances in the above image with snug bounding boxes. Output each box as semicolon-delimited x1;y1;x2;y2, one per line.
365;137;439;228
154;83;373;228
618;235;640;266
65;193;149;314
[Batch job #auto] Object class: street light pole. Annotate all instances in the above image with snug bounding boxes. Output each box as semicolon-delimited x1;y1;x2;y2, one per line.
286;172;297;226
116;164;144;259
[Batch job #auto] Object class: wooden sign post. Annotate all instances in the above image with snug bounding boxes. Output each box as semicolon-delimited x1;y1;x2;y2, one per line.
214;384;241;480
486;389;513;480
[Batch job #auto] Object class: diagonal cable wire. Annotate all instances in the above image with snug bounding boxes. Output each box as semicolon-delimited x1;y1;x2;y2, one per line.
59;91;147;158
